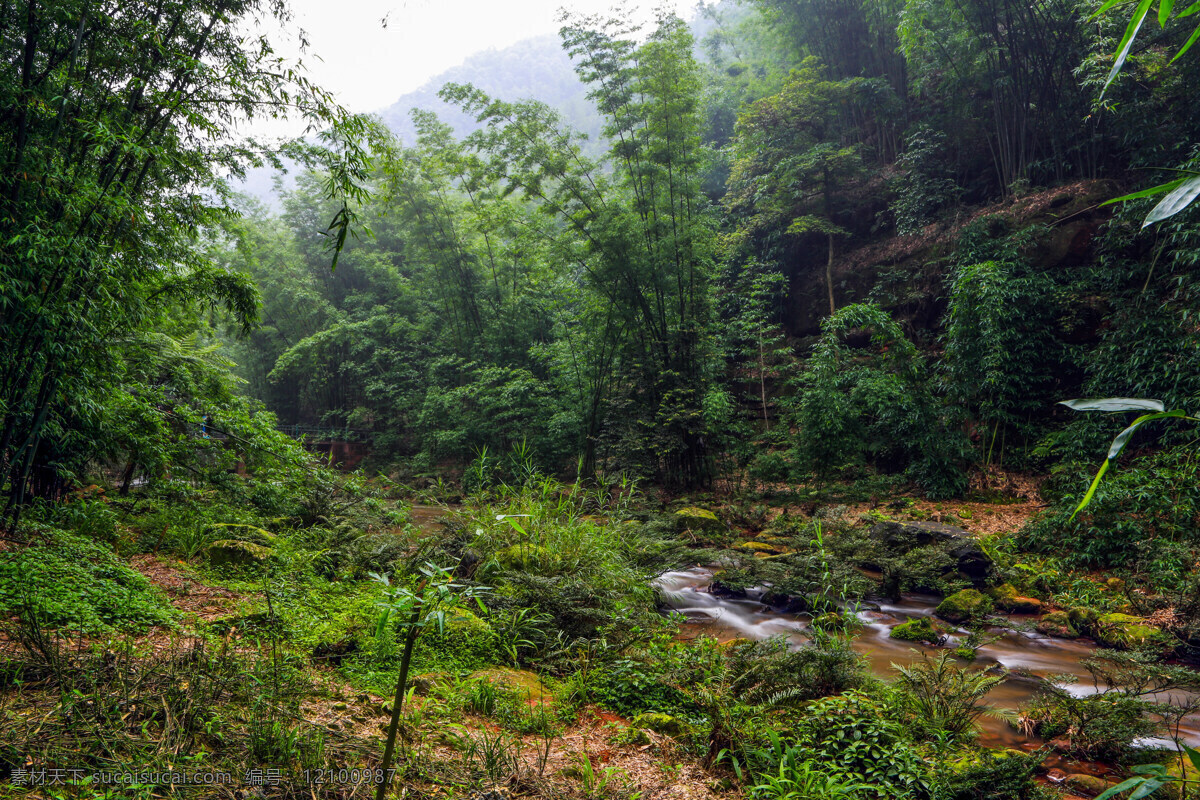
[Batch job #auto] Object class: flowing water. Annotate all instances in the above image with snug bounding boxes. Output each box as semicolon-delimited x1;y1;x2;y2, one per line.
653;567;1200;762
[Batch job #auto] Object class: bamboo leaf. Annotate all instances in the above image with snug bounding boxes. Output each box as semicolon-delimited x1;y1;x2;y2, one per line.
1107;410;1188;459
1070;459;1110;520
1100;178;1185;206
1171;22;1200;61
1160;0;1176;25
1129;779;1165;799
1143;174;1200;226
1102;0;1155;95
1097;778;1147;800
1059;398;1164;412
1185;745;1200;772
1179;0;1200;17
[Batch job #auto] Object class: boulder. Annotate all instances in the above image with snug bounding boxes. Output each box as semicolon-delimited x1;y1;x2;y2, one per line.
869;520;992;585
1064;774;1116;797
733;540;791;556
1094;612;1174;652
205;539;272;569
936;589;994;624
1036;610;1079;639
467;668;551;705
674;506;725;534
990;583;1044;614
632;711;692;738
889;616;947;645
1068;606;1100;633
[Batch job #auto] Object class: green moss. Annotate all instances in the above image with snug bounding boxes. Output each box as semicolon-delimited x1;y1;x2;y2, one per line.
1095;613;1173;652
812;612;863;632
674;507;724;533
496;543;553;571
415;608;498;670
1036;610;1079;639
890;617;946;644
733;540;791;556
467;667;550;704
989;583;1043;614
935;589;994;624
1069;606;1100;633
632;711;691;738
206;539;273;569
0;527;176;634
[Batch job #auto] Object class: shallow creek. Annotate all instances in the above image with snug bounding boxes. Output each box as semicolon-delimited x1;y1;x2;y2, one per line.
653;567;1200;766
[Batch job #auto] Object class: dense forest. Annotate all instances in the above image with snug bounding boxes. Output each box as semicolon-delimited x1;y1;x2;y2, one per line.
4;0;1200;798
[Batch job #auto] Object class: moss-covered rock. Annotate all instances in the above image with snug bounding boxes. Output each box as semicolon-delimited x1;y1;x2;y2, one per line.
674;507;724;534
467;667;551;705
989;583;1043;614
632;711;692;738
1036;610;1079;639
935;589;994;624
890;616;946;645
1069;606;1100;633
205;539;272;569
1094;612;1174;652
1064;774;1117;797
811;611;863;632
496;543;553;570
409;671;453;695
733;540;791;556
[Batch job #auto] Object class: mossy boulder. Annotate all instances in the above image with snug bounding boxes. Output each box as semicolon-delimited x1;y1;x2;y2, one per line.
890;616;947;645
467;667;551;705
632;711;692;738
935;589;994;624
1036;610;1079;639
205;539;272;569
1068;606;1100;633
496;543;552;571
409;671;453;695
989;583;1043;614
1094;613;1174;652
733;540;791;556
674;507;724;534
811;611;863;633
1064;774;1118;797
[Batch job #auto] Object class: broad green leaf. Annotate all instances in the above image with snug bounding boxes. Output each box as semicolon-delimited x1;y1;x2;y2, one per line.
1097;778;1148;800
1143;174;1200;226
1102;0;1155;95
1130;779;1165;799
1161;0;1176;25
1180;0;1200;15
1070;459;1110;520
1101;177;1184;206
1186;745;1200;772
1059;398;1165;412
1107;410;1188;459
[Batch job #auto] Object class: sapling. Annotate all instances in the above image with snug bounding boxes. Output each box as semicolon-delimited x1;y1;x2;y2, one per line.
370;562;490;800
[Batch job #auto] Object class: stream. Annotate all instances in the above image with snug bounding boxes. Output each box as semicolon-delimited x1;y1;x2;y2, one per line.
653;567;1200;767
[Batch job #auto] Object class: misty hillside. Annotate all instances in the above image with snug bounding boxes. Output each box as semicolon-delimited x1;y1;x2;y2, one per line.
237;34;598;204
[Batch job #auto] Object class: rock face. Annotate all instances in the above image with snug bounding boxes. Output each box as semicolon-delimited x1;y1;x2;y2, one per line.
935;589;994;624
869;520;993;585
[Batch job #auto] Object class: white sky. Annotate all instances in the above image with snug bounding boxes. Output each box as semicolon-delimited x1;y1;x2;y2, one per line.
271;0;700;115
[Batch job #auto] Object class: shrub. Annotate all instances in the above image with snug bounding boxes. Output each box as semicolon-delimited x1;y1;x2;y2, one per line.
0;527;175;634
891;652;1004;740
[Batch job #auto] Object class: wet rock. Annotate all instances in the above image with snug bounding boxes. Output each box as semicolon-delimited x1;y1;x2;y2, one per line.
936;589;994;624
889;616;947;645
869;520;993;585
990;583;1044;614
1064;774;1116;797
632;711;692;738
1094;612;1174;652
1036;610;1079;639
1069;606;1100;633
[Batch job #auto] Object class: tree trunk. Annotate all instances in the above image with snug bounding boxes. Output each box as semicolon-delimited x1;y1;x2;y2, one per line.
826;233;836;316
